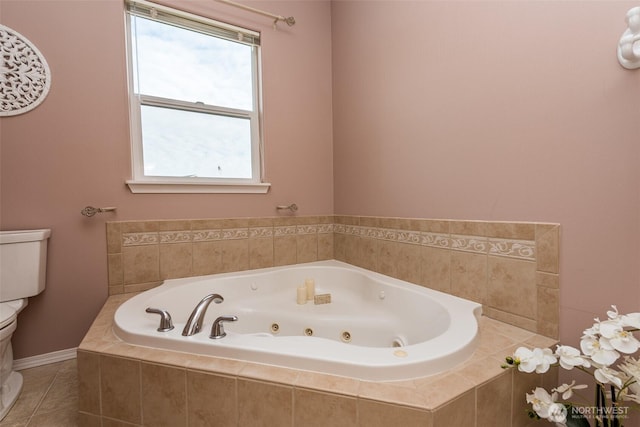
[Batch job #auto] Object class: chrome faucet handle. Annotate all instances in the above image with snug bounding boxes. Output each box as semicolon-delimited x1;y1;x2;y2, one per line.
145;307;174;332
210;315;238;339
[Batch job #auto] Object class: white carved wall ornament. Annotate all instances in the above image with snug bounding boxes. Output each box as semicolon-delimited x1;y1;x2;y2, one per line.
618;7;640;70
0;24;51;116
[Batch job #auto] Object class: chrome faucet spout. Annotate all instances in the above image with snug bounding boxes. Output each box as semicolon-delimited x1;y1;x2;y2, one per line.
182;293;224;336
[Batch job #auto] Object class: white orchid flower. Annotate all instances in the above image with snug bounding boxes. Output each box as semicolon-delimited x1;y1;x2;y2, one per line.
607;305;620;320
514;347;557;374
582;321;601;338
580;335;620;366
553;381;588;400
594;365;624;388
509;307;640;425
526;387;566;424
547;403;568;425
622;312;640;329
555;345;591;370
598;320;640;354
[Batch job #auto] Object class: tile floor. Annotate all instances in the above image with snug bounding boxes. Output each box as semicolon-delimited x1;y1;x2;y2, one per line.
0;359;79;427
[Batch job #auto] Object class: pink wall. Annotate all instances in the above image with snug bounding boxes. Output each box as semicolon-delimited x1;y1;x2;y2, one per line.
332;1;640;347
0;0;333;358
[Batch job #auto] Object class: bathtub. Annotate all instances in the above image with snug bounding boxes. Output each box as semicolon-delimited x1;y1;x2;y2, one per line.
113;260;481;381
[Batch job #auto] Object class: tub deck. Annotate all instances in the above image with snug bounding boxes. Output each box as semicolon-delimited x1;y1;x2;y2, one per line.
78;293;557;426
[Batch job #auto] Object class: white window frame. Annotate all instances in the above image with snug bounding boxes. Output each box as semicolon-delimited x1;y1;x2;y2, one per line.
124;0;270;194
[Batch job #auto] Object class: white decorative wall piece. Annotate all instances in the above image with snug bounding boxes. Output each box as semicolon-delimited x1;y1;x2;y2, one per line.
618;7;640;70
0;25;52;116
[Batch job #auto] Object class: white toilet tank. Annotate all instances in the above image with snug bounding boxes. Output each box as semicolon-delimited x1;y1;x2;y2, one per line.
0;229;51;302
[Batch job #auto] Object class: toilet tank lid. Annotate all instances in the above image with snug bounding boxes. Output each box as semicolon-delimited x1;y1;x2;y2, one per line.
0;229;51;244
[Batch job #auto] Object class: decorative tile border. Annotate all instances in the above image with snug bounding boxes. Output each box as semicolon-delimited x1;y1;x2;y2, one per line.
221;228;249;240
489;238;536;261
333;226;537;261
274;226;296;236
249;227;273;238
450;235;489;254
317;224;334;234
193;230;222;242
118;221;539;261
297;225;318;235
122;232;158;246
122;224;334;246
422;232;450;249
159;231;191;244
396;230;422;245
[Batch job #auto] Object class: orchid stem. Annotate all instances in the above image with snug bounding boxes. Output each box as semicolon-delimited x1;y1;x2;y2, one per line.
600;384;610;427
611;385;619;427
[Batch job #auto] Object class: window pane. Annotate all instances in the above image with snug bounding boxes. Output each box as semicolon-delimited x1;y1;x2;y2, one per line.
131;16;253;110
140;105;252;179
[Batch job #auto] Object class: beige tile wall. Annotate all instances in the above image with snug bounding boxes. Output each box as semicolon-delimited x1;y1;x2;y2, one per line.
106;216;335;295
332;216;560;339
105;215;559;338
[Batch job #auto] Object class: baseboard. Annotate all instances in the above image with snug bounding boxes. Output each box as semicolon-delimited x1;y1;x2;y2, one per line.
13;347;77;371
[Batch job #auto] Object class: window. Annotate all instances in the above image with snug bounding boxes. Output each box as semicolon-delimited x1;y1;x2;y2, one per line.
124;0;269;193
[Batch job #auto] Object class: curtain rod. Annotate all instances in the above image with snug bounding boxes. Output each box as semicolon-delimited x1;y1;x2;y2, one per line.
214;0;295;28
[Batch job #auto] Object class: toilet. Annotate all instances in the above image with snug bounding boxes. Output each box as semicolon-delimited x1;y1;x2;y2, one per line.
0;229;51;421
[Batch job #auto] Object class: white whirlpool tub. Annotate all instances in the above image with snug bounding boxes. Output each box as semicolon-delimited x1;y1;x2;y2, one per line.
114;260;481;381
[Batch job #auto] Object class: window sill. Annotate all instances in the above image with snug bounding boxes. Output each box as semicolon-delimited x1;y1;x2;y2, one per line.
126;180;271;194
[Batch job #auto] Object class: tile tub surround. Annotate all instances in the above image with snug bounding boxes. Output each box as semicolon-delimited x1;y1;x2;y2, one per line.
78;294;558;426
106;216;560;339
106;216;335;296
333;216;560;339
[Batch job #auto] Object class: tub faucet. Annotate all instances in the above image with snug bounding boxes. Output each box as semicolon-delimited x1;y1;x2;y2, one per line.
210;315;238;339
182;293;224;336
145;307;174;332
